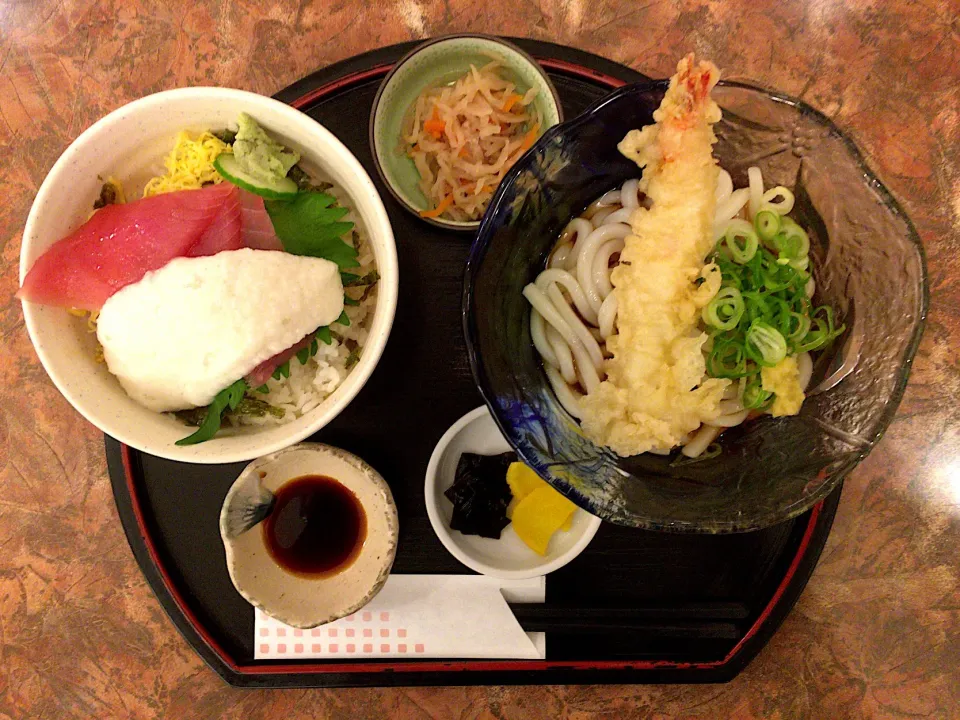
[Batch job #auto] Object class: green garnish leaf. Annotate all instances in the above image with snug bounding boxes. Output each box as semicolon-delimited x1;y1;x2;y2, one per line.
344;295;360;306
296;346;311;365
271;361;291;380
316;326;333;345
265;192;359;270
176;379;248;446
340;271;360;285
335;309;350;327
256;384;270;394
310;338;319;356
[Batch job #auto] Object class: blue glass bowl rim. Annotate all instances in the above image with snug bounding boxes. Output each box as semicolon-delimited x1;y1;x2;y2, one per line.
461;78;929;532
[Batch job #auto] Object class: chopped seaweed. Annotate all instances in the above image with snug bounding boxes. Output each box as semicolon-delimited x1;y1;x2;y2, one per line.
288;163;333;193
444;452;516;539
343;269;379;287
174;396;283;427
213;129;237;145
93;182;120;209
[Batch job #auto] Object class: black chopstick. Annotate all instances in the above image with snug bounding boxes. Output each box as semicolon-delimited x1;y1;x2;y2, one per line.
508;602;749;639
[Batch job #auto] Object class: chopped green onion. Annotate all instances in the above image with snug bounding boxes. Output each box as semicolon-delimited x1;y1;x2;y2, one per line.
745;320;787;367
742;376;773;410
761;186;795;215
786;311;811;344
796;305;845;352
779;217;810;256
703;206;840;419
702;286;745;331
707;337;751;378
754;209;781;241
721;219;759;264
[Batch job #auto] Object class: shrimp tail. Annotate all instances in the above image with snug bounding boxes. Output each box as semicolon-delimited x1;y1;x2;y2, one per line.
618;54;721;175
656;54;721;129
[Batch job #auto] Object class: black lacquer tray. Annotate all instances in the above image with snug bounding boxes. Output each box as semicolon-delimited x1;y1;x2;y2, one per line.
106;38;842;688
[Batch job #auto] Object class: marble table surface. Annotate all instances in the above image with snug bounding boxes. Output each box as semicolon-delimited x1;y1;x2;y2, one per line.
0;0;957;717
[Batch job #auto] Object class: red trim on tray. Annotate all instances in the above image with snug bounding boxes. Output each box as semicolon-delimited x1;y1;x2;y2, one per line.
535;58;628;88
288;65;394;109
122;445;822;675
120;60;813;676
286;57;627;112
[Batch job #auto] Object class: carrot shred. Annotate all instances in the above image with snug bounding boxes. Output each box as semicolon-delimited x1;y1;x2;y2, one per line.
502;93;522;112
424;119;445;137
420;193;454;218
519;122;541;153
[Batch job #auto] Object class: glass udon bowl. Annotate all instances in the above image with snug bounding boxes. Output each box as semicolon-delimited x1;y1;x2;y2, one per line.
463;81;927;533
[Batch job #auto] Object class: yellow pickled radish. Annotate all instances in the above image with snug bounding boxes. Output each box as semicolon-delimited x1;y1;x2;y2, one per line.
506;462;547;500
511;486;578;556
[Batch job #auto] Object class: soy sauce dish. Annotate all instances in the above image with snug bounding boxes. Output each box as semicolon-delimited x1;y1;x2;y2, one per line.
220;443;398;628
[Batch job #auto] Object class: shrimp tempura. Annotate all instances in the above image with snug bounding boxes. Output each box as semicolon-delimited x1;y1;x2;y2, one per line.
580;55;730;457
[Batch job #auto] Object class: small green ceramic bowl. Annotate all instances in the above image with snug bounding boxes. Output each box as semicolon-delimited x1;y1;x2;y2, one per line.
369;34;563;232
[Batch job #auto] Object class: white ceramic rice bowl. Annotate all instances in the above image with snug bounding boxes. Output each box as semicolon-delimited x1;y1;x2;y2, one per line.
19;87;398;463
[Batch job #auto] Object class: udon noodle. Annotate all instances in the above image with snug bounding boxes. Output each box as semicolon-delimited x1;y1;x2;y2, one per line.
525;168;816;458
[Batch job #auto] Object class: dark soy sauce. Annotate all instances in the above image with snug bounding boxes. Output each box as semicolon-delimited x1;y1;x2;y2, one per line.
262;475;367;578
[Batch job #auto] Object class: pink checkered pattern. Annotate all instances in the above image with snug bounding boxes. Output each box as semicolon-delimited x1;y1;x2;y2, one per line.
254;608;426;658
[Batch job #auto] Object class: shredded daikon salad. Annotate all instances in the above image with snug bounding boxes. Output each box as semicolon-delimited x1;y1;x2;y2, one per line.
403;61;542;222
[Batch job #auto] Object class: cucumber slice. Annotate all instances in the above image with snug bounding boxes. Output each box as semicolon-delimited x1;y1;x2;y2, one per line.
213;154;299;200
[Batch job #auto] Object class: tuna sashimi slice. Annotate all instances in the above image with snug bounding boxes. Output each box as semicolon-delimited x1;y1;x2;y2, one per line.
239;189;284;251
244;333;315;389
187;186;243;257
19;183;240;311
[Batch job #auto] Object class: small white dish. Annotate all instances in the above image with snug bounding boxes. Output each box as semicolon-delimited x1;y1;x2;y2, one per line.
220;443;398;628
425;406;601;579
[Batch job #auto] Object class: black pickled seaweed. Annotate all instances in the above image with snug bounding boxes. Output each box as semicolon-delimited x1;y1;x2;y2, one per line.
444;452;516;539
